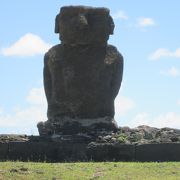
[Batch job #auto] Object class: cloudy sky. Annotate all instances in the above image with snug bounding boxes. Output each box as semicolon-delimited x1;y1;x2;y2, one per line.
0;0;180;134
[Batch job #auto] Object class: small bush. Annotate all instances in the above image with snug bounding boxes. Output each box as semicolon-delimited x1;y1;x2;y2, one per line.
117;133;127;143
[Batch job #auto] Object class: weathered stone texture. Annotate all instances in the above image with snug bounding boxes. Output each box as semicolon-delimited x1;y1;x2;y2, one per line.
0;129;180;162
38;6;123;135
55;6;114;45
0;143;8;160
136;143;180;162
87;143;135;161
8;142;59;161
44;44;122;120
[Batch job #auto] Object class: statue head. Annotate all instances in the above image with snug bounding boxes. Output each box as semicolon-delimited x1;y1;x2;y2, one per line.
55;6;114;45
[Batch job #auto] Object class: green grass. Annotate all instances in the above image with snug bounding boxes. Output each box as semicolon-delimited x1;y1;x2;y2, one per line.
0;162;180;180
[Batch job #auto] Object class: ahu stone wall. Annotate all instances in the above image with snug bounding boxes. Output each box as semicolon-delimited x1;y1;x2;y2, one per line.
0;141;180;162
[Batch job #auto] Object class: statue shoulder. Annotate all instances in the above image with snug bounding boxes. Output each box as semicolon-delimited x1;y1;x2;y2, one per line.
44;44;63;62
105;45;123;64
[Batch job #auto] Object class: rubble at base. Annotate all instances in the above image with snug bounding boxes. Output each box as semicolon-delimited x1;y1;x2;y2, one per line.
1;125;180;144
94;125;180;144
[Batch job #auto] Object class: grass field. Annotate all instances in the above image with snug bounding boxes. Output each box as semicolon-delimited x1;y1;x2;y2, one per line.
0;161;180;180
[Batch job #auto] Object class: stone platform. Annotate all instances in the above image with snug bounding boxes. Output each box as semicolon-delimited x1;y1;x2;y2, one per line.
0;126;180;162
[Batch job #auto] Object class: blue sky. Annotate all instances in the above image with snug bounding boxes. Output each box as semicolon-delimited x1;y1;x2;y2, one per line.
0;0;180;134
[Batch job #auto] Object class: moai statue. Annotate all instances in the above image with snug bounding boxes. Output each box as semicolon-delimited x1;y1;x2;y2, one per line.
37;6;123;136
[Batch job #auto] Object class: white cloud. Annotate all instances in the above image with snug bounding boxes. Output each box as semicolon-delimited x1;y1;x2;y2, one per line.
150;48;171;60
167;67;179;76
129;112;180;129
112;10;128;20
160;67;180;77
175;48;180;57
115;95;135;117
0;87;47;135
178;100;180;105
0;107;4;115
137;17;155;27
150;48;180;60
1;33;52;57
129;112;150;127
26;87;46;105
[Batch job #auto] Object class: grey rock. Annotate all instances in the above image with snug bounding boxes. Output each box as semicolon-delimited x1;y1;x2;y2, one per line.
116;126;180;144
0;125;180;162
86;142;135;161
55;6;114;45
0;134;28;143
38;6;123;136
8;142;59;161
0;143;8;160
136;143;180;161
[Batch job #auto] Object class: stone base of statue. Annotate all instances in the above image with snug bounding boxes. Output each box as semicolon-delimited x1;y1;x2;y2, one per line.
1;126;180;162
37;117;118;136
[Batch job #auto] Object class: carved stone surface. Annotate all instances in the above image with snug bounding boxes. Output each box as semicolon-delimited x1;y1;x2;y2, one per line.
55;6;115;45
37;6;123;136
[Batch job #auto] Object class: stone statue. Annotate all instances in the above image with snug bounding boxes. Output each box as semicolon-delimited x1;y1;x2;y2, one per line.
37;6;123;136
